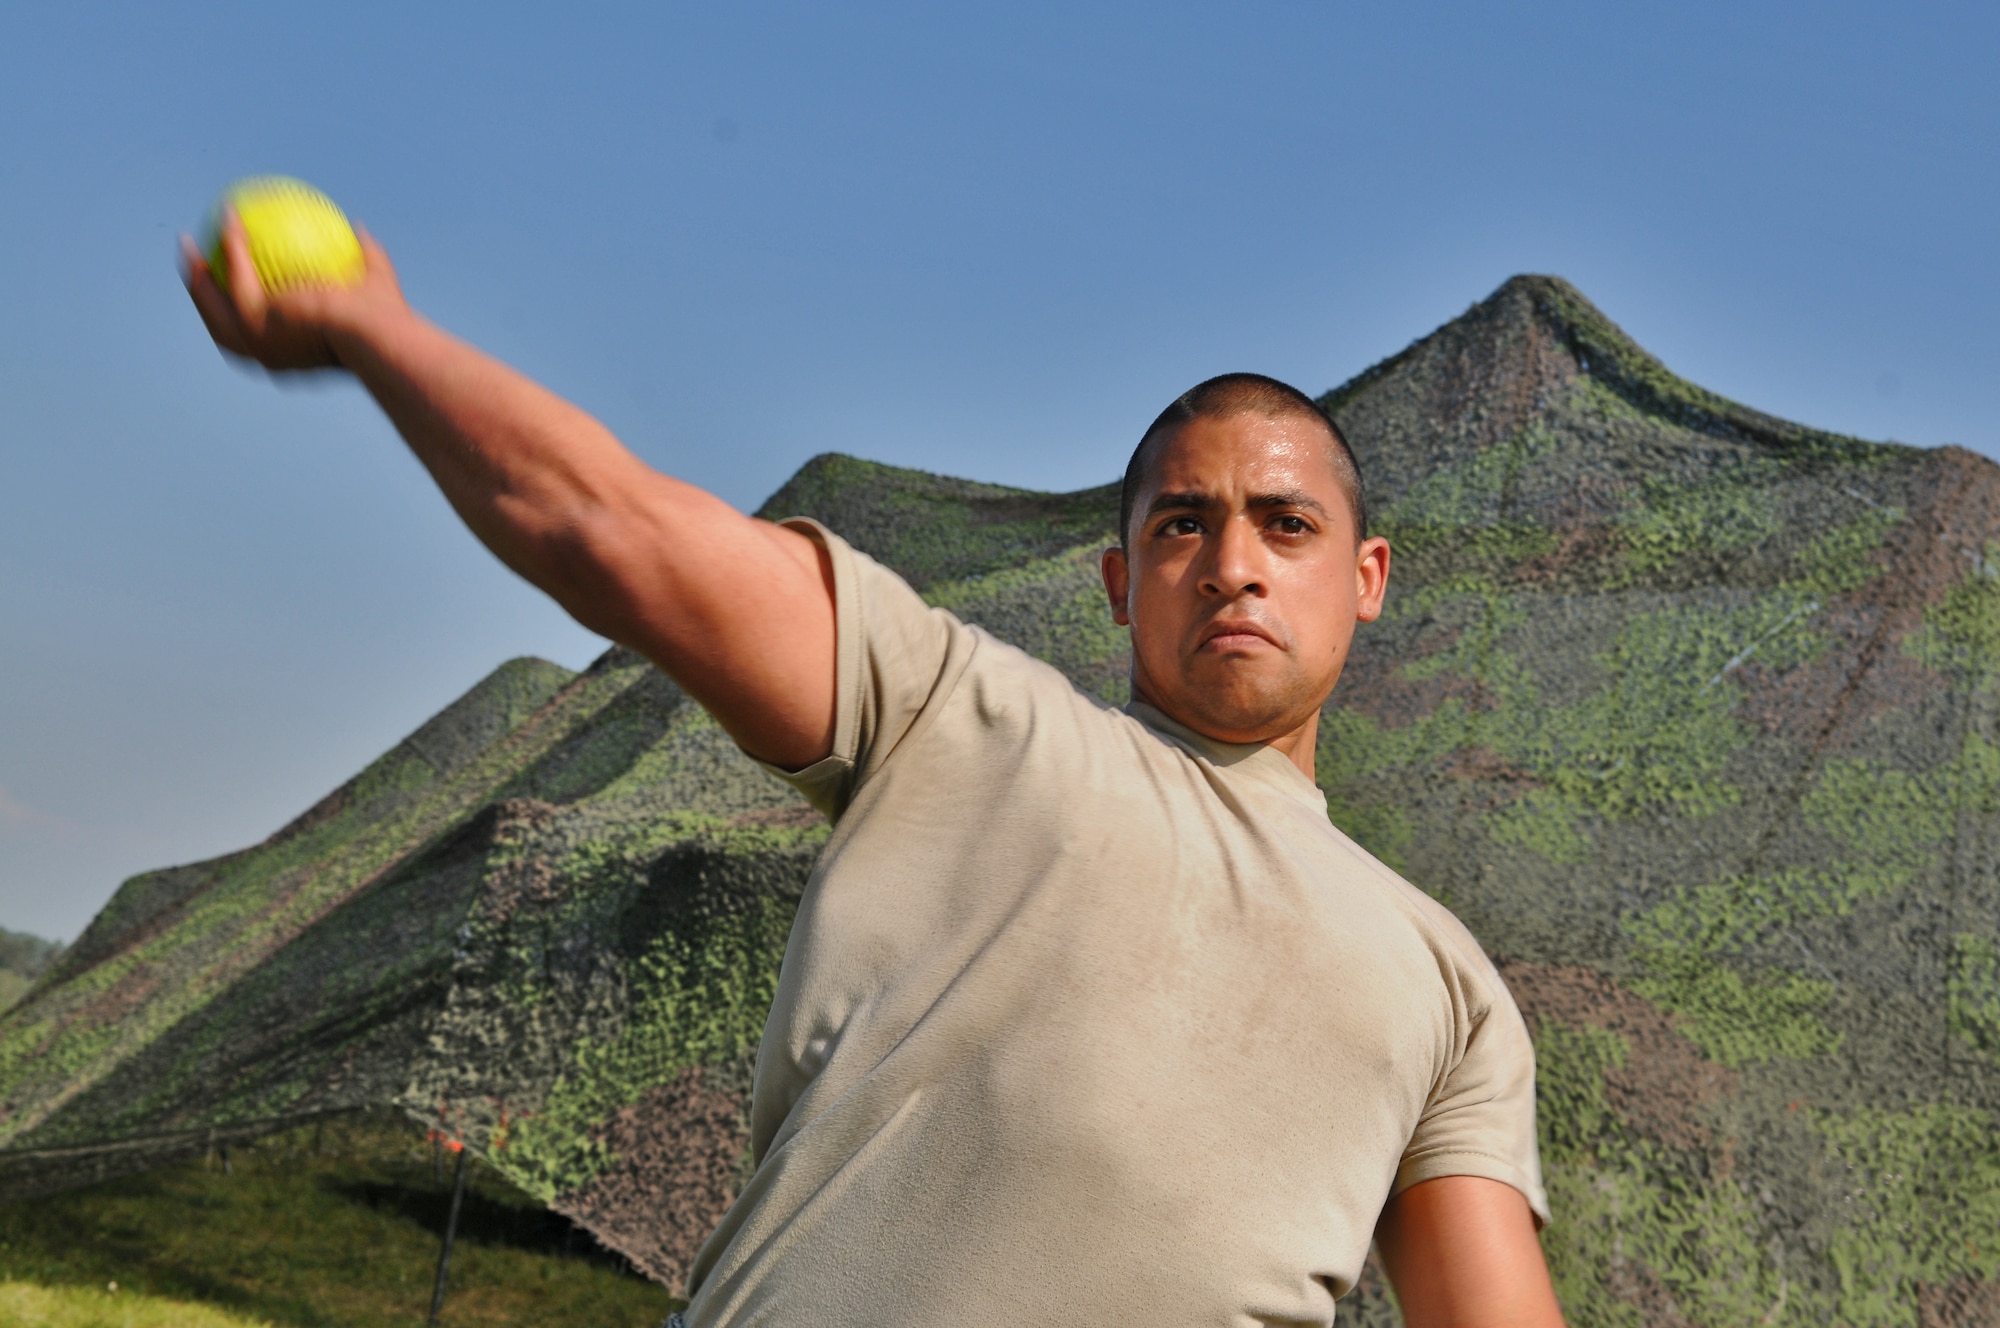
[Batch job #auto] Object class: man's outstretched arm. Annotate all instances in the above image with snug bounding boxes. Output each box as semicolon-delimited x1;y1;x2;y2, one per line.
1374;1176;1567;1328
184;218;836;770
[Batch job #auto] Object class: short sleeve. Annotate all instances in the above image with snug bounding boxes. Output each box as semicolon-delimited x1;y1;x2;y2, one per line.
758;519;965;821
1393;963;1551;1227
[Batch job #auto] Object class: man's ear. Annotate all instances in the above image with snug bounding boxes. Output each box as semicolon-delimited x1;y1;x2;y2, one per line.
1354;536;1391;623
1101;545;1132;627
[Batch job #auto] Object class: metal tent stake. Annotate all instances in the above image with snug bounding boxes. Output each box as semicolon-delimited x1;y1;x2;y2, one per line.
425;1145;470;1327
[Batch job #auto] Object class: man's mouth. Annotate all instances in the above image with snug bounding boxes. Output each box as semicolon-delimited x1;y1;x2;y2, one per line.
1197;619;1282;652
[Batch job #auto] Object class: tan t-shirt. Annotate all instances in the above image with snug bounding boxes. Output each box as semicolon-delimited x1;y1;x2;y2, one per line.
683;523;1546;1327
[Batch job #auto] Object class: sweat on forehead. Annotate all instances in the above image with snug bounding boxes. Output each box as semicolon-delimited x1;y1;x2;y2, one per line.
1118;373;1367;547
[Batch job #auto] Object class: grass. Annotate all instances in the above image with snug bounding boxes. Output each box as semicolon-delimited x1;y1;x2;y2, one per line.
0;1115;681;1328
0;1279;271;1326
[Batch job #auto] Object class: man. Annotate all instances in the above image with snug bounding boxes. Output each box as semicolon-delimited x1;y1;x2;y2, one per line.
184;220;1566;1327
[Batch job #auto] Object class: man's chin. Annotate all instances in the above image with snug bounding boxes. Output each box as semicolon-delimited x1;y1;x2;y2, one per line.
1153;678;1320;747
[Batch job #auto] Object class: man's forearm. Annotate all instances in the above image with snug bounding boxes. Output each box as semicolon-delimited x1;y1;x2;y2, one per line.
185;225;840;768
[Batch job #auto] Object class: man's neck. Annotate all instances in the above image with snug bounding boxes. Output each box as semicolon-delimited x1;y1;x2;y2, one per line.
1130;681;1323;782
1263;710;1321;781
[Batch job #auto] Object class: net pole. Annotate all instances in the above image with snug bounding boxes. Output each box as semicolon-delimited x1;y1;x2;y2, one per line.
425;1145;470;1327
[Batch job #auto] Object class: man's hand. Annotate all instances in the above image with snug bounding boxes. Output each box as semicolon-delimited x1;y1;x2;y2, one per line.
182;212;408;372
181;221;838;771
1374;1176;1566;1327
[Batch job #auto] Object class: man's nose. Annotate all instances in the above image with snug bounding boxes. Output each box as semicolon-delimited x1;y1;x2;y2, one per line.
1199;516;1266;598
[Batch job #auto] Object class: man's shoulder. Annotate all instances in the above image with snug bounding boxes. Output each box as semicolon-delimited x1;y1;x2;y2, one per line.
1320;822;1515;1016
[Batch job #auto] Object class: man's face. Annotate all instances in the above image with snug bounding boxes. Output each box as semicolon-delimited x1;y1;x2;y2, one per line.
1101;413;1390;746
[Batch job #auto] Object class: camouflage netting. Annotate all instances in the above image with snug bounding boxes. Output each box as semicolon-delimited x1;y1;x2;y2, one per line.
4;275;1998;1324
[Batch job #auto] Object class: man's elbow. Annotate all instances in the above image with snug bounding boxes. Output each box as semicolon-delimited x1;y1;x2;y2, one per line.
519;503;665;647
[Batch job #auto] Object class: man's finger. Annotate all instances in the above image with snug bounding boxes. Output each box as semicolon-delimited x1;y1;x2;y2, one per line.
181;235;254;356
189;282;253;358
218;211;270;325
354;226;405;299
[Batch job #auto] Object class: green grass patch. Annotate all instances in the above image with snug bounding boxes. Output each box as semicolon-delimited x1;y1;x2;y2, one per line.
0;1279;273;1326
0;1116;678;1328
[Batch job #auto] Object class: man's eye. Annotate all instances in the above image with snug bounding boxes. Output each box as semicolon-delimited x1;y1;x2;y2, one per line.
1161;517;1202;536
1272;516;1310;535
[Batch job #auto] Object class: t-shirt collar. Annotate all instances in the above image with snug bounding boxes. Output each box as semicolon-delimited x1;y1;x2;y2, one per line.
1124;701;1330;812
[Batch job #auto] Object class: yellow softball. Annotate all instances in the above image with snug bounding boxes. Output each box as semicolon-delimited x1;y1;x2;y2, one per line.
206;176;365;295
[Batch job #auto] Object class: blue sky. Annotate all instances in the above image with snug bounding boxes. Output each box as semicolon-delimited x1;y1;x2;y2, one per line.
3;0;1995;940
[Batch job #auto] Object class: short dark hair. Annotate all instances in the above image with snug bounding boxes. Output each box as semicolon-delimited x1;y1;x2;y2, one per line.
1117;373;1366;547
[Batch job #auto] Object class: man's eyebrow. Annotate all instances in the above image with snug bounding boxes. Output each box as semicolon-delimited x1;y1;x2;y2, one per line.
1142;489;1334;521
1143;490;1218;517
1247;489;1331;516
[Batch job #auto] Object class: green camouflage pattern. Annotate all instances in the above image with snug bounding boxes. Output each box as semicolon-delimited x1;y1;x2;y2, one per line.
4;275;1997;1324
